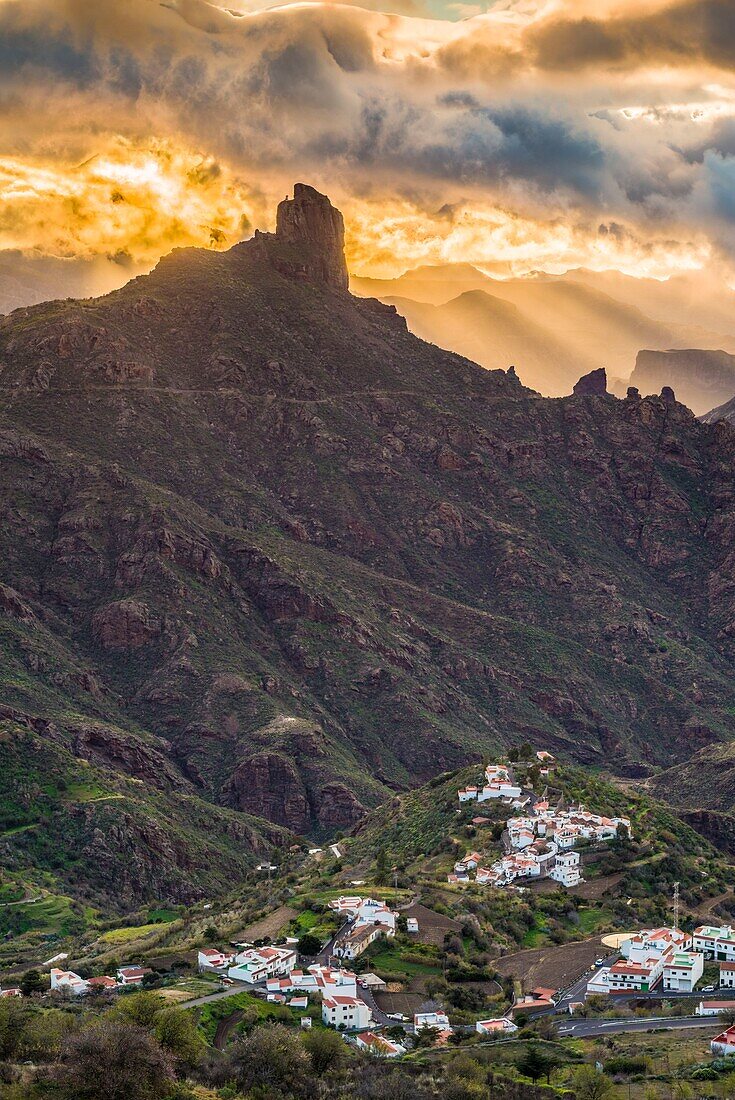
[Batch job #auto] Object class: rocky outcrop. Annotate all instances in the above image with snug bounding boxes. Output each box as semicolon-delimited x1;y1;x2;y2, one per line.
631;348;735;415
225;751;310;832
72;722;185;790
271;183;348;291
91;599;162;651
316;783;366;831
573;368;608;396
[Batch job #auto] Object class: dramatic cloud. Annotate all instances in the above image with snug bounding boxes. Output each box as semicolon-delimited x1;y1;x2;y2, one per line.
0;0;734;280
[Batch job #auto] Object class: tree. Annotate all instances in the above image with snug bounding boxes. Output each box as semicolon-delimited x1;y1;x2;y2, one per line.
154;1007;206;1067
20;968;45;995
534;1013;559;1041
517;1043;551;1084
0;997;26;1058
111;991;167;1028
298;932;322;957
414;1025;439;1048
56;1020;175;1100
572;1064;617;1100
302;1026;345;1073
20;1007;77;1061
228;1023;311;1097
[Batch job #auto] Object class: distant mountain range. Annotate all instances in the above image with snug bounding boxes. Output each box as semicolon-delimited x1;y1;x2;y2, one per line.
3;186;735;909
351;265;735;408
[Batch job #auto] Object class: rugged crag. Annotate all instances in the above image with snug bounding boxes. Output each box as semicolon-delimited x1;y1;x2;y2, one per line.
3;184;735;903
631;348;735;416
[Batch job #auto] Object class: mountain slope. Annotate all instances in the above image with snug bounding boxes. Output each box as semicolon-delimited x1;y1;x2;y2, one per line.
352;265;735;397
3;185;735;907
382;289;599;394
702;393;735;425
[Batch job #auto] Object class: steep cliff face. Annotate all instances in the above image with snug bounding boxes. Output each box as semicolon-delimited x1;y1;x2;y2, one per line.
272;183;348;291
631;348;735;415
2;186;735;904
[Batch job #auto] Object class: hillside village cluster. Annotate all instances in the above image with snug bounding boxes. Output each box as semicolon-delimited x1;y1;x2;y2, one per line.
7;753;735;1061
453;756;631;890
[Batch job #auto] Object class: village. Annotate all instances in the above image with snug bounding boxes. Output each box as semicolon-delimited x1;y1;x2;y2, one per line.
10;892;735;1065
452;754;631;890
5;750;735;1086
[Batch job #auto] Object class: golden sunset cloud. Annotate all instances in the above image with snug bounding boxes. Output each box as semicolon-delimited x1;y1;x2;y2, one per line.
0;0;733;284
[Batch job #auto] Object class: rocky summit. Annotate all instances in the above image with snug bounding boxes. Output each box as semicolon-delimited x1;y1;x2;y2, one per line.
2;185;735;905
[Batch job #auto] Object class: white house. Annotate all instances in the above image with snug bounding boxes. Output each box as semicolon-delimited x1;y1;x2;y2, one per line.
475;1018;518;1036
621;928;691;963
228;946;296;985
697;999;735;1016
662;950;704;992
549;851;581;888
586;967;612;996
328;897;397;933
354;1032;406;1057
721;962;735;988
0;988;21;998
284;965;358;998
50;969;88;996
693;925;735;961
414;1008;450;1031
334;923;383;960
605;956;666;993
321;994;371;1031
712;1024;735;1056
117;966;152;986
458;787;479;803
198;948;235;971
406;917;419;934
87;976;118;993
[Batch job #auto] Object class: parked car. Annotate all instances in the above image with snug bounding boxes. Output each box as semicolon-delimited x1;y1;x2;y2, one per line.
702;985;716;992
594;959;604;967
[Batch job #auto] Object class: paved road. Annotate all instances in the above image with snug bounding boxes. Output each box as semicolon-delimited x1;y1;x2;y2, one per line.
557;1015;720;1038
181;981;251;1007
317;919;353;964
553;952;619;1012
358;983;393;1027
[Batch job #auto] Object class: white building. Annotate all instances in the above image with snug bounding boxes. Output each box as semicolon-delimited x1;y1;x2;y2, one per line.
697;999;735;1016
606;956;667;993
406;917;419;934
621;928;691;963
458;786;479;803
117;966;152;986
475;1018;518;1036
269;964;358;998
662;950;704;992
414;1008;450;1031
321;994;370;1031
227;946;296;985
721;962;735;988
586;967;612;996
693;925;735;961
50;969;88;996
198;948;235;971
354;1032;406;1057
712;1024;735;1056
549;850;581;888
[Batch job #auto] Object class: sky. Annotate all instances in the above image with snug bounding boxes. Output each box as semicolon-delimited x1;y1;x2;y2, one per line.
1;0;734;282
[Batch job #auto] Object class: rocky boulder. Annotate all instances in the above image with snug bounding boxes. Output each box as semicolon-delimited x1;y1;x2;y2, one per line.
573;368;608;396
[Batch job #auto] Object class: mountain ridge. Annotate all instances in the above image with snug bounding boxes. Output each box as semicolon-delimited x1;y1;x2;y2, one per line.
3;184;735;908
